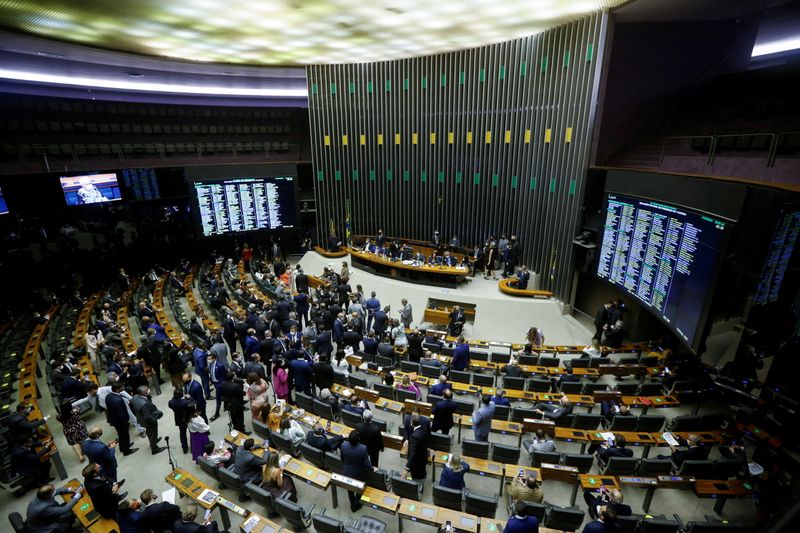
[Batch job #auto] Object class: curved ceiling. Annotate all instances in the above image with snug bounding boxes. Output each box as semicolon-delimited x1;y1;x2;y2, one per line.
0;0;626;65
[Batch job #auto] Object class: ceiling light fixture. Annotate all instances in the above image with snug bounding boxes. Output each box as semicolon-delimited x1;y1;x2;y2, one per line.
752;36;800;57
0;68;308;97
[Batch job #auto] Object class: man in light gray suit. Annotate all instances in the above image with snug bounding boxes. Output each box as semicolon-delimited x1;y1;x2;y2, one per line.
523;429;557;458
131;385;166;454
232;438;269;484
472;394;496;442
399;299;413;328
26;483;84;533
209;334;230;369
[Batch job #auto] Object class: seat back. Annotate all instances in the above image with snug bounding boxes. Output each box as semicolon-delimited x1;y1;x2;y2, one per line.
271;430;298;456
432;483;464;511
532;450;562;467
312;512;346;533
617;515;641;533
348;374;368;388
492;405;510;421
400;361;419;373
561;381;583;394
420;365;442;379
462;439;490;460
638;382;664;396
252;419;271;440
274;497;311;530
491;352;511;365
639;458;672;475
366;467;392;491
544;505;585;531
464;490;499;518
374;383;395;399
582;382;609;394
503;376;526;390
394;388;417;402
299;443;327;470
608;416;638;431
511;407;538;422
218;465;243;492
538;356;560;367
390;474;423;500
375;355;394;368
572;413;602;430
472;373;495;387
491;443;520;464
244;481;276;514
671;414;702;431
296;392;315;412
637;415;666;432
700;413;726;429
334;372;349;386
714;458;746;479
427;393;444;406
640;518;681;533
429;431;453;453
324;451;345;474
450;370;471;384
454;399;475;416
567;358;589;369
470;350;488;361
198;455;221;480
604;456;640;476
313;399;336;420
516;501;547;522
528;378;551;392
676;460;714;478
341;409;362;428
616;381;640;394
562;453;594;473
518;354;539;365
350;515;388;533
8;512;26;533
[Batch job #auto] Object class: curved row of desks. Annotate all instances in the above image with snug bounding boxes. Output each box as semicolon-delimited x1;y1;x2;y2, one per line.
498;278;554;299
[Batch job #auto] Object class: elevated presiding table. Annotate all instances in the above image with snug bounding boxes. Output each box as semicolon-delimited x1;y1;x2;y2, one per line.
349;248;468;288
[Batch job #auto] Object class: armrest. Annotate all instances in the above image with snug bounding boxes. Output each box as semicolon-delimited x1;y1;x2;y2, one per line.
672;514;687;531
279;490;291;500
303;503;316;518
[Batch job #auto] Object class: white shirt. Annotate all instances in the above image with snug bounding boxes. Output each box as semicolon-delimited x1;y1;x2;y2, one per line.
332;358;349;375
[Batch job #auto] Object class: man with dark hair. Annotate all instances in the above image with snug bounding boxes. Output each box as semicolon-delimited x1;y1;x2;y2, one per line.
472;394;496;442
355;410;384;467
503;499;538;533
11;434;53;493
219;371;246;433
340;430;371;512
405;414;430;481
431;389;458;435
583;504;618;533
305;423;344;452
232;438;268;484
83;462;126;519
182;372;207;423
451;336;470;371
131;385;165;454
82;427;119;482
6;402;47;444
26;483;84;532
168;388;194;454
106;382;137;456
140;488;181;532
590;433;634;464
207;352;227;421
594;301;613;343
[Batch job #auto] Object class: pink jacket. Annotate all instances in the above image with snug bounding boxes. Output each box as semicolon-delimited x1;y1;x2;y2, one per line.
274;368;289;398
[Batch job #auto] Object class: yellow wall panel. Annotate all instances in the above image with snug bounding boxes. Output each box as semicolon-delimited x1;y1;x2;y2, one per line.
467;131;473;144
485;130;492;144
377;133;383;145
504;130;511;144
430;132;436;144
544;128;552;143
448;131;454;144
395;133;401;145
342;134;348;146
324;135;330;146
359;134;366;146
524;129;531;144
565;127;573;143
412;133;418;145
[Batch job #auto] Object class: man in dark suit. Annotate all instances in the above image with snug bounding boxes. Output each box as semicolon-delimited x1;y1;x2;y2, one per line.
182;372;208;423
172;502;222;533
340;430;372;512
131;385;166;455
25;483;85;533
448;306;465;336
600;400;632;428
312;356;334;394
11;435;53;492
168;388;194;454
6;402;47;444
294;292;309;327
663;434;707;468
207;353;228;421
375;229;386;248
372;306;389;336
294;266;309;294
83;462;125;519
140;488;181;532
219;372;247;433
105;383;137;456
593;302;613;342
232;438;269;484
305;423;344;452
404;415;430;481
583;486;632;520
290;357;314;396
451;336;470;371
431;389;458;435
332;312;346;346
81;427;119;481
590;434;634;464
514;265;530;290
532;395;573;422
361;331;378;355
315;326;334;357
355;410;384;467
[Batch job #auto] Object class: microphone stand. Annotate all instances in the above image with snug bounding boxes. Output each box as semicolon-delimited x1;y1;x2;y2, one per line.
164;435;178;471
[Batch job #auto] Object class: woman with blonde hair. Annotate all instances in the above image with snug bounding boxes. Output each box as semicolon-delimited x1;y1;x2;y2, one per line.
261;451;297;502
439;453;471;490
396;374;421;400
526;326;545;348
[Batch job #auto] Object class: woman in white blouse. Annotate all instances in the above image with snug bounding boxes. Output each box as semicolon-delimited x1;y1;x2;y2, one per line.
332;351;350;375
188;408;211;462
279;416;305;447
84;324;104;363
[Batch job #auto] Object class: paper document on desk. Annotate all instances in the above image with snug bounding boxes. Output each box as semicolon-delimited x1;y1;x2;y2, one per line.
662;432;680;446
279;454;292;468
599;432;615;443
242;514;260;533
161;487;176;504
197;489;219;505
748;461;764;476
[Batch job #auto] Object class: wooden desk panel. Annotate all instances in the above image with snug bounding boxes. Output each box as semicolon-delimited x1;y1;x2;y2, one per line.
62;478;119;532
350;249;466;277
361;487;400;514
238;513;286;533
166;468;215;509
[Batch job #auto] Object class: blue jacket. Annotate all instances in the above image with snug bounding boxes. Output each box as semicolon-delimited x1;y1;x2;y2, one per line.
451;343;470;371
429;382;452;396
472;402;496;439
294;293;309;313
82;439;117;480
439;462;470;490
490;395;511;407
516;270;530;290
105;392;130;428
582;520;613;533
210;361;227;386
185;380;206;411
315;331;333;355
373;311;388;333
244;336;260;357
333;319;345;344
362;337;378;354
290;359;313;388
340;441;371;480
192;348;208;375
365;298;380;316
504;515;539;533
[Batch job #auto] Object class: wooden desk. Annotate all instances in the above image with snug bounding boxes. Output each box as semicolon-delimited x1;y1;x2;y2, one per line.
539;463;580;483
350;249;467;288
498;278;554;298
361;486;401;515
382;432;405;451
313;245;348;258
396;498;480;533
166;468;216;509
62;478;119;533
693;479;755;515
455;415;522;444
579;474;620;490
597;365;650;377
238;512;286;533
423;307;477;325
620;395;680;414
431;452;506;493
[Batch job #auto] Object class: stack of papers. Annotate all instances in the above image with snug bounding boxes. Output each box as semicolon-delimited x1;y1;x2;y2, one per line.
662;432;680;446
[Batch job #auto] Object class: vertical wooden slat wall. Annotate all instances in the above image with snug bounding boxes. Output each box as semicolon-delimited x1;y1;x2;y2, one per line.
307;12;605;300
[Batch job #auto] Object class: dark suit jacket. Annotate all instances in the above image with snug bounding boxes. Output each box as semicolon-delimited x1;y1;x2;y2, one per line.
315;331;333;355
172;519;220;533
672;445;707;467
295;274;309;294
451;344;470;371
85;476;118;519
597;445;634;464
219;380;245;411
340;441;371;480
140;501;181;533
405;426;429;479
431;399;457;433
81;439;117;480
305;431;340;453
168;397;194;426
312;362;334;390
185;380;207;411
105;392;130;427
233;447;269;484
356;421;384;466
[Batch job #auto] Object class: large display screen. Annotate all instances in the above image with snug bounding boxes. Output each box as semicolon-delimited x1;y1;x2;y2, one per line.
121;168;160;201
597;193;730;348
60;173;122;205
193;176;296;236
754;210;800;305
0;185;8;215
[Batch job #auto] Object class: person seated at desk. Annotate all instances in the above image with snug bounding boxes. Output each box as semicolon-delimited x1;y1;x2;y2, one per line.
441;251;456;267
279;417;305;448
411;250;426;263
523;430;557;457
306;423;344;452
589;433;633;463
11;435;54;494
582;505;618;533
396;374;422;400
439;453;470;490
429;374;451;396
421;350;446;370
502;358;523;378
117;498;144;533
584;486;632;520
506;472;544;506
491;388;511;407
83;462;126;519
451;336;470;371
342;396;368;417
173;502;223;533
658;433;707;467
511;265;530;290
423;330;444;351
25;483;85;533
7;402;48;444
318;388;341;416
377;333;395;358
429;253;442;265
378;244;390;257
431;389;458;435
600;400;632;428
232;438;269;484
361;330;379;355
532;395;573;422
503;499;539;533
362;239;375;253
202;442;232;468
